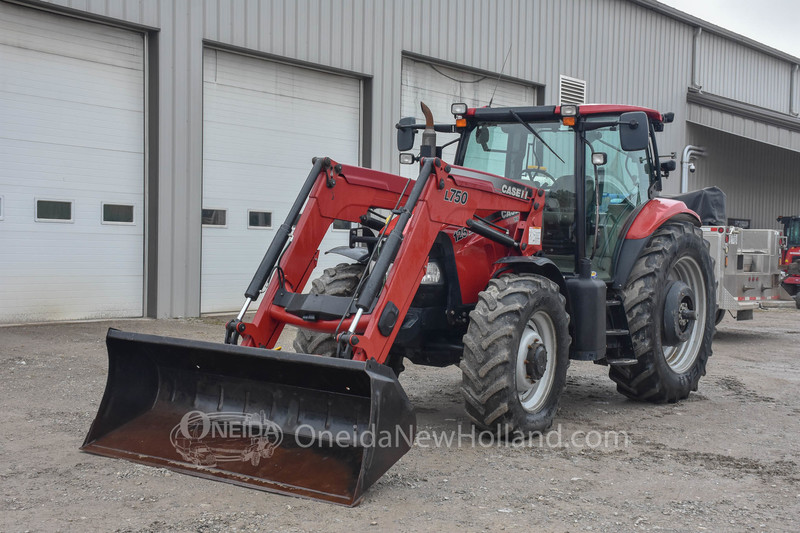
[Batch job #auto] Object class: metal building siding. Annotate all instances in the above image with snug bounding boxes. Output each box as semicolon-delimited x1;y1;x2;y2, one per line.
34;0;704;170
23;0;800;317
686;124;800;230
687;102;800;153
698;31;793;114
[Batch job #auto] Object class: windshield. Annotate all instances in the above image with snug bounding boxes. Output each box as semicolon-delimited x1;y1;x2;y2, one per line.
786;219;800;247
459;116;656;279
462;121;574;188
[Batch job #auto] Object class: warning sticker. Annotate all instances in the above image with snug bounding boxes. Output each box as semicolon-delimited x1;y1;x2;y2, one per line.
528;227;542;246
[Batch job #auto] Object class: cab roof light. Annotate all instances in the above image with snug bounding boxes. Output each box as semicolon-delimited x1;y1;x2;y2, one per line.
451;103;468;116
560;104;578;126
560;105;578;117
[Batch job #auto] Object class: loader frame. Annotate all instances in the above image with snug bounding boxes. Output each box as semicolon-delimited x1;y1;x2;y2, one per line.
228;156;543;364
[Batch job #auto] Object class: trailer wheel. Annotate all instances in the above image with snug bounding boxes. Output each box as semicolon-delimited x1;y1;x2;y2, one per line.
610;222;715;402
292;263;365;357
795;294;800;310
461;274;570;435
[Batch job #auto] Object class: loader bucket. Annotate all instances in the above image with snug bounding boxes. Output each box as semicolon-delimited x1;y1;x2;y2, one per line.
81;329;416;506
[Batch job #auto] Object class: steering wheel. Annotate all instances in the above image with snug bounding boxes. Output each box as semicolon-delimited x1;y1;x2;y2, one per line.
520;168;555;188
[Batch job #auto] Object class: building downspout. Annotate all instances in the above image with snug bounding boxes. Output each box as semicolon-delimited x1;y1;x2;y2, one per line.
681;145;706;193
690;27;703;92
791;64;799;116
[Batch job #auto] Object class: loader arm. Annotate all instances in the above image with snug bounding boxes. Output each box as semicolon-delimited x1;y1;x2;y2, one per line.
235;157;544;364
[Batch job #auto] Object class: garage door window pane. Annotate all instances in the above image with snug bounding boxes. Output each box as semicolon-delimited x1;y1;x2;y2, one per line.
103;203;134;224
248;210;272;228
36;200;72;222
202;209;227;227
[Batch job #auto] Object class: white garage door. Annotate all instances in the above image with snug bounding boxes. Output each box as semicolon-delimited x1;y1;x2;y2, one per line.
0;4;144;323
201;49;360;313
400;57;538;178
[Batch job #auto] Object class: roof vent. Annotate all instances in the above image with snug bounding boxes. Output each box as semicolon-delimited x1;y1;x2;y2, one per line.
559;75;586;105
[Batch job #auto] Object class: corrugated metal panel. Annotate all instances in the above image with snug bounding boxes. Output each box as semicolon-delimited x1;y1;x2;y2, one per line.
188;0;701;171
24;0;800;317
697;31;793;114
687;102;800;153
686;123;800;230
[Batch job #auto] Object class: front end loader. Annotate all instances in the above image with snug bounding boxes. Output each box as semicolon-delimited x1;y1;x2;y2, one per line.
83;103;716;505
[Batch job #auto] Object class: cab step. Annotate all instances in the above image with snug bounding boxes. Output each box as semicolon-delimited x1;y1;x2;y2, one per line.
607;358;638;366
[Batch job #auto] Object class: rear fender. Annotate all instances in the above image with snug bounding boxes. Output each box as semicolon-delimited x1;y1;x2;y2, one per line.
612;198;701;289
625;198;700;240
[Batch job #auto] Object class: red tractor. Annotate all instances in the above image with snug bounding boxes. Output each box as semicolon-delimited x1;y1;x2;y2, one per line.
83;103;716;505
778;215;800;308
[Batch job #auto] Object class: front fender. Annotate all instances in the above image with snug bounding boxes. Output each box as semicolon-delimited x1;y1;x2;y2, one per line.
494;256;567;296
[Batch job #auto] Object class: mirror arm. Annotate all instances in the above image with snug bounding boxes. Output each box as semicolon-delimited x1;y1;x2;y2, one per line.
395;123;457;133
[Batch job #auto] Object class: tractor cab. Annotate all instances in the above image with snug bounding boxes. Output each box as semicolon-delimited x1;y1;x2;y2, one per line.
778;215;800;265
400;103;673;280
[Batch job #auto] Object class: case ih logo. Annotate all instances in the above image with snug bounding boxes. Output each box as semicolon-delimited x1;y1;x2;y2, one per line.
170;410;283;467
500;183;532;200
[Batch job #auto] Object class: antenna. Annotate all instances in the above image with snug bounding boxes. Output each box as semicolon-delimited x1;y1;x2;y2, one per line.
488;45;513;108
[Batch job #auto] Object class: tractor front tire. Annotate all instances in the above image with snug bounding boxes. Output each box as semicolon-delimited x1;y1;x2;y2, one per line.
292;263;365;357
610;222;715;402
461;274;571;435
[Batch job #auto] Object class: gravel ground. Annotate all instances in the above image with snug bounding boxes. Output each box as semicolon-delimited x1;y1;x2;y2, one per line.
1;306;799;532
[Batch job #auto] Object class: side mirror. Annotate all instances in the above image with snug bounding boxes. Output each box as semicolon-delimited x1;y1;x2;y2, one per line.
476;124;490;152
619;111;649;151
396;117;417;151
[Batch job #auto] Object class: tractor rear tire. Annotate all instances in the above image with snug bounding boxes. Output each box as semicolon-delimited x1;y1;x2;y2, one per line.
610;222;715;402
292;263;365;357
461;274;571;435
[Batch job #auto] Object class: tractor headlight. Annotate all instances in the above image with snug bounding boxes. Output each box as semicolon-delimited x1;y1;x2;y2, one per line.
420;261;443;284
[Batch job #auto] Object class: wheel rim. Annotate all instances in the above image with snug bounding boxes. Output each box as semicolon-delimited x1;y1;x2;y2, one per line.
515;311;557;412
663;255;707;373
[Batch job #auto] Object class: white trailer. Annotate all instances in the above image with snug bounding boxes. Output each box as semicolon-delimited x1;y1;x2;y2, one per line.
702;225;783;323
670;187;783;324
